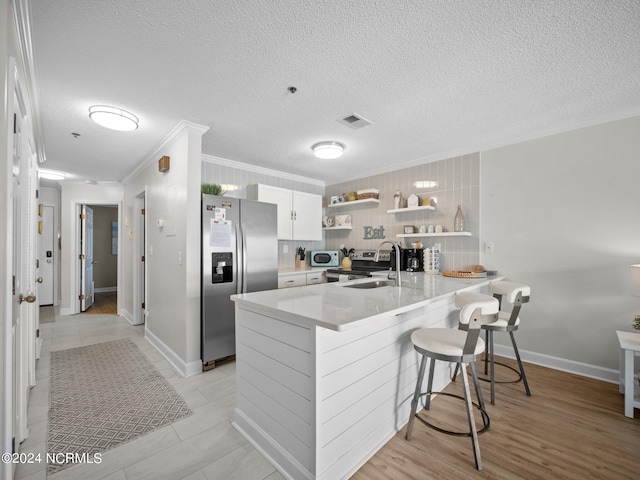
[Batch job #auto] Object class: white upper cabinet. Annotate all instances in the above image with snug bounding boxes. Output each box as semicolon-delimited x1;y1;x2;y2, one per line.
248;184;293;238
247;184;322;241
291;190;322;240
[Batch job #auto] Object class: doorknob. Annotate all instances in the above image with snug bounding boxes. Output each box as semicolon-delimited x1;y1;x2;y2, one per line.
36;277;43;283
19;293;37;304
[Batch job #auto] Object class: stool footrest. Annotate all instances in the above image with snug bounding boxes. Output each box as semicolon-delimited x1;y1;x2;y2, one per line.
479;360;525;385
413;392;490;436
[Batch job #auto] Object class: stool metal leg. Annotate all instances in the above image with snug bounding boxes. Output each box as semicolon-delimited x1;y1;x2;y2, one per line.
483;329;490;375
469;361;491;435
424;358;436;410
510;331;531;396
406;354;428;440
489;330;496;404
460;362;482;470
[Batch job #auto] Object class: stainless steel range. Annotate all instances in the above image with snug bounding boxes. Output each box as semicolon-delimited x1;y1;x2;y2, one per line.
325;249;392;282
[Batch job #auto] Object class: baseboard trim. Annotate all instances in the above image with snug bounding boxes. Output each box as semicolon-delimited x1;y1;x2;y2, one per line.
493;344;619;384
120;309;134;325
94;287;117;293
59;307;74;316
145;328;201;378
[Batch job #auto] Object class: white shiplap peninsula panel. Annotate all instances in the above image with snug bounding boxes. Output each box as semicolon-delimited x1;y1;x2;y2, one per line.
232;282;477;480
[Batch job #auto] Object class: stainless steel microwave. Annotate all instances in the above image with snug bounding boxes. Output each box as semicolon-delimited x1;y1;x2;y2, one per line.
310;250;339;267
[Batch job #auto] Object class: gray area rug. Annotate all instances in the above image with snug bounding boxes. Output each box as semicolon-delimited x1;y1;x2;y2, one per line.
48;338;192;475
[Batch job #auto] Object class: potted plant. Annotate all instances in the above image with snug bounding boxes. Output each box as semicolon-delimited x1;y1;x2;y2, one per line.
632;315;640;331
201;183;226;195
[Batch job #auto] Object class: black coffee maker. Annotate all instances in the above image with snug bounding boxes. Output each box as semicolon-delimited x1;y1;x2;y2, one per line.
390;248;424;272
405;248;423;272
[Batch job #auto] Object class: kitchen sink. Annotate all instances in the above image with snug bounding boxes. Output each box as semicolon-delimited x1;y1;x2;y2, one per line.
341;279;397;289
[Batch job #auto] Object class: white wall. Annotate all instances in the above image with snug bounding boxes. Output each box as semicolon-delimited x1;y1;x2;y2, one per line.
122;121;207;377
481;115;640;379
59;182;123;315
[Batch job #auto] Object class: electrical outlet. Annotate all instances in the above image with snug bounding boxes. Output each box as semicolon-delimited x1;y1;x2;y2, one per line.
484;242;494;254
283;244;288;253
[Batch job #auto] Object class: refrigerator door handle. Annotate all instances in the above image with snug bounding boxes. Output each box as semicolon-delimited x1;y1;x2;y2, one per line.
241;223;248;293
236;222;243;294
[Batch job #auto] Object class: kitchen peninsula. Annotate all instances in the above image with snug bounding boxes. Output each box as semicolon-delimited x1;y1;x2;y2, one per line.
231;272;501;480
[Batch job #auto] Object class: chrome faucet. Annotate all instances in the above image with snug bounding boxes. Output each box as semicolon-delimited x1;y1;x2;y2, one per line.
374;240;402;287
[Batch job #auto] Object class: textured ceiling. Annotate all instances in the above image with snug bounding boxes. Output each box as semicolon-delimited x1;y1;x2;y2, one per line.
29;0;640;186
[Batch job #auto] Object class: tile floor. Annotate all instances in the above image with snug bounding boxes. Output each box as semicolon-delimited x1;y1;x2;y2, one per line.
16;309;286;480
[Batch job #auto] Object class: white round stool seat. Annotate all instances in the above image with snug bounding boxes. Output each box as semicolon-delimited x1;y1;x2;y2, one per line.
482;311;520;331
411;328;485;358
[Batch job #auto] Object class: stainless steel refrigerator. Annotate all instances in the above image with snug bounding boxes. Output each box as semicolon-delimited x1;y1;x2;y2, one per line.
201;194;278;369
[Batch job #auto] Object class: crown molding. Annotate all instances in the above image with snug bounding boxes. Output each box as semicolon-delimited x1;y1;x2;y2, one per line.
121;120;209;184
202;154;325;187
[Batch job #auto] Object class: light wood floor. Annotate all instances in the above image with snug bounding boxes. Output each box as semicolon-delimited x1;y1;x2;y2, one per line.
19;313;640;479
353;358;640;479
82;291;117;315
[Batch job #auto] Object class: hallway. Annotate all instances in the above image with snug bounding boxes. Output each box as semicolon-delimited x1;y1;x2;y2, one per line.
16;313;284;480
81;292;117;315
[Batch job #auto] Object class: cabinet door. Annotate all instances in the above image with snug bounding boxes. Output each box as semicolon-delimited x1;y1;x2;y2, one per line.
278;274;307;288
292;191;322;241
248;184;293;240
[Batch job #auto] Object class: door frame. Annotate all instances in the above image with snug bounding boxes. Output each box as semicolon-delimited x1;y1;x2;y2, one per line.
79;204;95;312
71;200;122;315
133;190;147;325
3;54;38;467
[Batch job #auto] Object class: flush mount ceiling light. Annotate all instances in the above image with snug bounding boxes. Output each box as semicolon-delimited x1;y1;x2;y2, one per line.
312;141;345;159
39;169;66;181
89;105;139;131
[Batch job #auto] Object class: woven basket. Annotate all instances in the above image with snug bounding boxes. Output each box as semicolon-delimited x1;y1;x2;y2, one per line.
356;188;379;200
442;270;487;278
357;192;379;200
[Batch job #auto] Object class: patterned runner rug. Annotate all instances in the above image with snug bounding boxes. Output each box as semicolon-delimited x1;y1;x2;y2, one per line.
47;338;192;475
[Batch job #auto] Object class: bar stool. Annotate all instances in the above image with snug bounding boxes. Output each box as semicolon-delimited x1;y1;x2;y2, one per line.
482;280;531;404
405;291;499;470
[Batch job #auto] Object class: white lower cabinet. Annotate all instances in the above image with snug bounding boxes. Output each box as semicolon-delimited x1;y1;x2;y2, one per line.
278;271;325;288
278;274;307;289
306;272;323;284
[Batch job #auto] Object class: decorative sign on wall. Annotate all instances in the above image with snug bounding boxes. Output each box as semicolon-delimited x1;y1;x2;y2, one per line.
363;226;385;240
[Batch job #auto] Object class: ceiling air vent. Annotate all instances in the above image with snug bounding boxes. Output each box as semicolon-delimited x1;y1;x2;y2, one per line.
338;113;372;130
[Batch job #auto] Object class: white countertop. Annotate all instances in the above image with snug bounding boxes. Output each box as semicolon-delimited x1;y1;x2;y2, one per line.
232;272;502;331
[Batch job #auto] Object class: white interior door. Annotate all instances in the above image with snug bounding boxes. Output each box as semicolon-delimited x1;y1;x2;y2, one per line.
80;205;94;311
12;110;24;449
11;84;37;447
38;205;54;305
